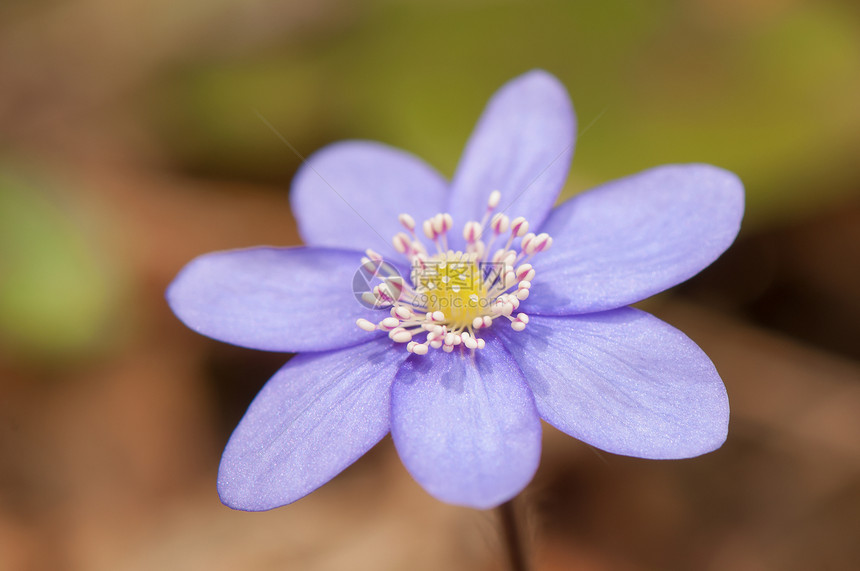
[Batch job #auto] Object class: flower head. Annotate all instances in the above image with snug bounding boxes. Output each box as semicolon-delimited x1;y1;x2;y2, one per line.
167;70;744;510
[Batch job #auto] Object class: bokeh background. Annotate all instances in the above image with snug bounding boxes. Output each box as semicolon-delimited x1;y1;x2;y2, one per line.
2;0;860;569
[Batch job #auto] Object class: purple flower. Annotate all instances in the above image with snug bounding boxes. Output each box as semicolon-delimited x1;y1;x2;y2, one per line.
167;70;744;510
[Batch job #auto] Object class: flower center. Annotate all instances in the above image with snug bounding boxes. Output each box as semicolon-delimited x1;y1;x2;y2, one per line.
355;191;552;355
421;255;487;330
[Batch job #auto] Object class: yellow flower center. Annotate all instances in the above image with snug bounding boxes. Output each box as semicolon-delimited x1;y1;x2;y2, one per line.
420;258;488;330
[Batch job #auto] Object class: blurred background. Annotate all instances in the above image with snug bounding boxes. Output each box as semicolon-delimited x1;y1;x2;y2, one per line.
1;0;859;569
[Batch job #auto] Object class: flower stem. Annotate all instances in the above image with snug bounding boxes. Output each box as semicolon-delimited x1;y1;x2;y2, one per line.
497;498;529;571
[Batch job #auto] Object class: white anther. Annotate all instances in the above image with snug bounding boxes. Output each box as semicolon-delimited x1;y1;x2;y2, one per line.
430;338;443;349
442;344;454;352
442;213;453;233
361;257;377;273
362;292;385;307
394;306;414;320
356;318;377;332
510;314;529;332
365;248;384;262
472;317;484;329
385;276;405;297
518;280;531;290
398;213;416;231
390;328;413;343
444;332;455;346
412;343;429;355
372;284;391;303
516;264;535;282
407;341;416;352
491;213;510;234
487;190;501;209
432;214;445;235
393;232;411;254
511;217;529;237
476;338;486;349
423;219;436;240
431;311;445;322
533;233;552;253
482;315;493;328
463;221;481;243
463;333;478;349
521;232;536;254
361;251;384;272
379;317;399;330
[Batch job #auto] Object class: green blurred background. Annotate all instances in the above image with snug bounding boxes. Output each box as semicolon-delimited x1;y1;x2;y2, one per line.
2;1;859;569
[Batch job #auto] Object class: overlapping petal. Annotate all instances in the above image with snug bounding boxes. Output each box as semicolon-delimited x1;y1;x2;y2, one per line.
390;338;542;509
497;309;729;459
291;141;448;260
529;164;744;315
167;247;380;352
218;337;407;511
448;70;575;242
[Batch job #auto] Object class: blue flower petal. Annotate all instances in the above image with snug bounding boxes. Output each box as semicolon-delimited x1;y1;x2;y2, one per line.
167;247;382;352
390;338;542;509
448;70;575;243
291;141;448;260
497;309;729;459
529;164;744;314
217;337;407;511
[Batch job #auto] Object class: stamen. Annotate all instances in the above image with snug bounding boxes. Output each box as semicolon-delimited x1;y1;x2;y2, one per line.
398;213;416;231
463;221;481;243
356;192;550;354
511;217;529;237
491;213;510;234
511;313;529;332
389;327;413;343
516;264;535;282
422;219;437;240
393;306;413;320
393;232;412;254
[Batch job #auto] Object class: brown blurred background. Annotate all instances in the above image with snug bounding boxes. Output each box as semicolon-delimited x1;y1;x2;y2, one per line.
1;0;859;569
